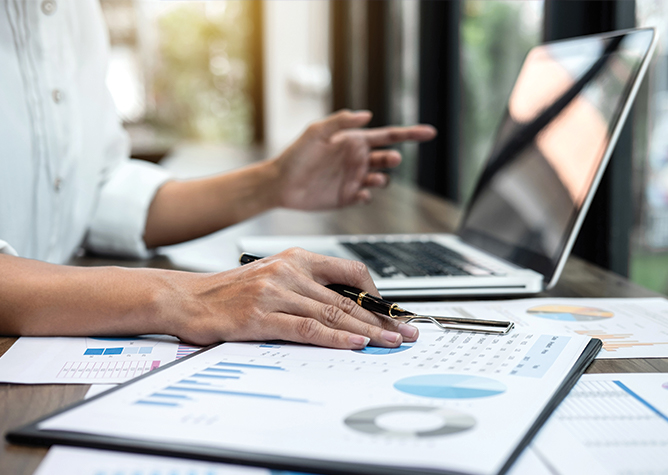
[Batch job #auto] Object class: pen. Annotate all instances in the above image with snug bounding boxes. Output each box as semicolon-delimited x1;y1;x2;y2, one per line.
239;253;514;334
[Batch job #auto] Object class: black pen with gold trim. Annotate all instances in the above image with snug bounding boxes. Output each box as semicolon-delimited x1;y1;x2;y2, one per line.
239;253;514;334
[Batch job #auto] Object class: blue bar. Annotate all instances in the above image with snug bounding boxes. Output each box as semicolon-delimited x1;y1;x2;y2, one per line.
193;373;240;380
203;367;243;374
138;347;153;354
614;381;668;422
103;347;123;355
135;400;179;407
122;347;138;354
215;362;284;371
151;392;190;399
260;344;282;348
165;386;308;403
179;379;210;385
84;348;104;356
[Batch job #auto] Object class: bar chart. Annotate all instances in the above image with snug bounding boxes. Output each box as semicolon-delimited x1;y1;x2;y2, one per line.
134;360;310;409
0;336;200;384
574;329;668;352
530;374;668;474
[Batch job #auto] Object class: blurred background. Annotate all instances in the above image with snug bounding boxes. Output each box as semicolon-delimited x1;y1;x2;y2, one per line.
102;0;668;296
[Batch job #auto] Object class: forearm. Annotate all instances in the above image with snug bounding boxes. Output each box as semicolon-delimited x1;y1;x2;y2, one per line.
0;254;180;337
0;250;416;348
143;159;281;248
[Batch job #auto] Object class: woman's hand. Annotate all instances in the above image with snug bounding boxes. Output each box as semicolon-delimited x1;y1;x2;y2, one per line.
272;110;437;210
165;248;419;348
143;110;436;248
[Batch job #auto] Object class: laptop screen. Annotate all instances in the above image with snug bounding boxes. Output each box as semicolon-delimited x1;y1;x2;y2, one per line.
458;29;655;284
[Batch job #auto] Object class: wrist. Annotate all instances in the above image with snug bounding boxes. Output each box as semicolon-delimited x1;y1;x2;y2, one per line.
257;157;285;209
145;268;202;339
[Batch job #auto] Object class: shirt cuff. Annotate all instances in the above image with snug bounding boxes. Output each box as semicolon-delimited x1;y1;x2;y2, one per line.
86;159;173;258
0;240;19;257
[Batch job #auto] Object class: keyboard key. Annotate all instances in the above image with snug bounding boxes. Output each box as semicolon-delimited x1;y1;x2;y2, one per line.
342;241;501;278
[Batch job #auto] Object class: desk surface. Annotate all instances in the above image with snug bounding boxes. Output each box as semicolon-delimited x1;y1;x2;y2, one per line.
2;183;667;475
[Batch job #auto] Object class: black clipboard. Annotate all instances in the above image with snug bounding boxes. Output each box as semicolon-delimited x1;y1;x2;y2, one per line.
6;339;602;475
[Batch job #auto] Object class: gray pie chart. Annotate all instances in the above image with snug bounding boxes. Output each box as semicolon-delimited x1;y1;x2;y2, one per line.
344;405;476;438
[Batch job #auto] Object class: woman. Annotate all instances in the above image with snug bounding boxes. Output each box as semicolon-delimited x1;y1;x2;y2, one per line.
0;0;436;349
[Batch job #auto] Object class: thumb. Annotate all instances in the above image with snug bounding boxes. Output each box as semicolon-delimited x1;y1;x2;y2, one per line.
313;109;373;138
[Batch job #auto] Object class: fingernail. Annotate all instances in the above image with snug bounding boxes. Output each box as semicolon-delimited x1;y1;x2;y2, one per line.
350;335;371;347
398;323;419;340
381;330;402;344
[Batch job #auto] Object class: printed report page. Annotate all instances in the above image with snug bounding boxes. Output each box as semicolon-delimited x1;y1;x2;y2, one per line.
38;324;592;475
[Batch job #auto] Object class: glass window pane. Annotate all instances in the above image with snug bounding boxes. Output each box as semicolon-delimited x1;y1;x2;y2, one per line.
101;0;254;150
632;1;668;293
460;1;544;204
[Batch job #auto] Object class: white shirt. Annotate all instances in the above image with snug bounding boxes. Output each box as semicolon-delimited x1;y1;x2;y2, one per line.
0;0;171;263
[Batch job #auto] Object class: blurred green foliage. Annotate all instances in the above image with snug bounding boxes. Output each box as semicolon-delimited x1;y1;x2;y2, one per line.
148;2;253;143
631;251;668;294
460;1;541;203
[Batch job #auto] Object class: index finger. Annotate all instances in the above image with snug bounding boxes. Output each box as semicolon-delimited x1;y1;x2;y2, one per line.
312;109;373;138
363;124;437;148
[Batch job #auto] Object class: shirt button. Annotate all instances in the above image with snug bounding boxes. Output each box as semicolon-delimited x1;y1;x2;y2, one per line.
54;177;62;192
52;89;62;103
41;0;57;15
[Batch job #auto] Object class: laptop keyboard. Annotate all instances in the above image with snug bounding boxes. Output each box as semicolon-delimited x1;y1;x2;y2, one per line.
341;241;503;278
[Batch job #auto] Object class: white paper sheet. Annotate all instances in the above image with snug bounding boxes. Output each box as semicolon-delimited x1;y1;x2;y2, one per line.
525;373;668;475
401;297;668;359
85;384;117;399
37;375;668;475
506;447;556;475
38;324;592;475
0;336;201;384
34;446;282;475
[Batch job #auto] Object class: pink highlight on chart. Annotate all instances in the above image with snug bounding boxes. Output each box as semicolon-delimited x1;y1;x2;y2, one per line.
150;360;161;371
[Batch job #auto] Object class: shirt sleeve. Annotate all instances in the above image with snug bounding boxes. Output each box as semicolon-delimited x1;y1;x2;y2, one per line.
85;159;172;259
80;3;174;260
0;240;19;257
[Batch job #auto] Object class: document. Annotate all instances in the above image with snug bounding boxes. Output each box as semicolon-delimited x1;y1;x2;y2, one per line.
402;297;668;359
33;324;594;475
85;384;117;399
522;373;668;475
0;336;201;384
34;446;283;475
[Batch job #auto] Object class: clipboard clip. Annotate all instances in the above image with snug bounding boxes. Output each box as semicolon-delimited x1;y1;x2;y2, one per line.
390;314;514;334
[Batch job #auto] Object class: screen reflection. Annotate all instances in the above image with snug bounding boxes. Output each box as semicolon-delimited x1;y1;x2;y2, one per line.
459;29;654;281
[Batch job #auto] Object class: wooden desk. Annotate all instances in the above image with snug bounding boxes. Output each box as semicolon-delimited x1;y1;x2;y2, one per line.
2;183;667;474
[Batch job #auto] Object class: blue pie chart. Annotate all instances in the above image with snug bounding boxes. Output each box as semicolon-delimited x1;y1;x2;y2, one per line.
394;374;506;399
354;344;413;355
88;337;146;341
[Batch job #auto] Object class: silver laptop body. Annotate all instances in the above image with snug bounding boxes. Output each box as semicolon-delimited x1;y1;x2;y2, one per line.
239;29;657;298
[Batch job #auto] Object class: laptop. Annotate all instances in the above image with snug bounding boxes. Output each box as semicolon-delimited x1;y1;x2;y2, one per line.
239;28;657;298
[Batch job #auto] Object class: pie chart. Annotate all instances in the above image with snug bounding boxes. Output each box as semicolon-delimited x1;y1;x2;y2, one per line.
354;344;413;355
344;405;476;438
527;304;614;322
394;374;506;399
